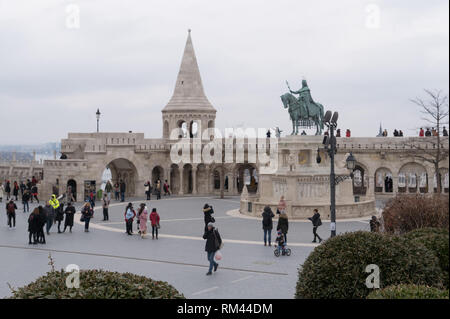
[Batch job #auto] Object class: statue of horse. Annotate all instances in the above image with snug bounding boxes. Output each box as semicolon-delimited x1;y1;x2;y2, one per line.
280;93;324;135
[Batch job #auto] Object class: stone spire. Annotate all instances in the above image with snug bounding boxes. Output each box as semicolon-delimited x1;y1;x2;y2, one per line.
162;30;216;112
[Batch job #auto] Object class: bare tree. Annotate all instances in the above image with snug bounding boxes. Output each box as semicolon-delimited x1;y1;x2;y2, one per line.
408;89;449;194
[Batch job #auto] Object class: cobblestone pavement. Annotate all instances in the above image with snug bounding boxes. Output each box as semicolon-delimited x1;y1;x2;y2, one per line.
0;195;369;299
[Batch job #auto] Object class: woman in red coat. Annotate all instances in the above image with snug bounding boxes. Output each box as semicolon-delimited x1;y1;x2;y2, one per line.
149;208;160;240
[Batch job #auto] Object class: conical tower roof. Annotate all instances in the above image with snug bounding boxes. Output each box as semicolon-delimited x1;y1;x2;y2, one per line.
162;30;216;113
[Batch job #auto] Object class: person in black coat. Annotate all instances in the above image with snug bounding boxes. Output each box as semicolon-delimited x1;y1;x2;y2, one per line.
36;206;47;244
261;206;274;246
54;202;65;233
203;204;215;231
28;208;40;244
203;222;222;276
277;212;289;244
63;202;75;233
308;209;323;243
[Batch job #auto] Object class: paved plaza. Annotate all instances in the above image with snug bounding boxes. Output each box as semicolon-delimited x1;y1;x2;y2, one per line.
0;195;373;299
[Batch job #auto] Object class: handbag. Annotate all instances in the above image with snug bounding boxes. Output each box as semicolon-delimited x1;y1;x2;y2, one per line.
157;223;160;229
80;214;85;222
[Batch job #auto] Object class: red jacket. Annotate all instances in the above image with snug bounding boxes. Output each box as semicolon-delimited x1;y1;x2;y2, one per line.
419;129;424;137
150;211;160;226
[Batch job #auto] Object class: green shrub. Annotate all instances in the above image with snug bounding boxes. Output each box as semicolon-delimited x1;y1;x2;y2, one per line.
295;231;443;299
402;228;449;288
367;284;449;299
8;269;185;299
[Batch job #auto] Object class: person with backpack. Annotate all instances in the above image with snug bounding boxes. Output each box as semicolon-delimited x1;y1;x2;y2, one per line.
308;209;323;243
31;185;39;203
6;200;17;228
150;208;160;240
124;203;136;235
261;206;274;246
63;202;75;233
203;222;222;276
203;204;215;231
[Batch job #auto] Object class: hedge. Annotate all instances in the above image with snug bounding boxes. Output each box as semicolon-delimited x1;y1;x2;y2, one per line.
295;231;443;299
367;284;449;299
8;269;185;299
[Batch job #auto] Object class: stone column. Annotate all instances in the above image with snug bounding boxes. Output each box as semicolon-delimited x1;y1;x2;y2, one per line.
179;165;184;195
392;175;398;195
192;165;197;194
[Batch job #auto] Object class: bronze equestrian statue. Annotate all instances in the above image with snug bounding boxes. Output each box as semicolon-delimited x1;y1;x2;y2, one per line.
280;80;324;135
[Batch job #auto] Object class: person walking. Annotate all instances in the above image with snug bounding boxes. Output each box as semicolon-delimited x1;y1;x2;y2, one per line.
22;189;30;213
6;200;17;228
419;128;424;137
443;126;448;137
102;194;110;221
0;183;4;202
144;181;151;200
63;202;75;233
13;181;19;200
81;202;93;232
262;206;274;246
31;185;39;203
114;182;120;201
203;204;215;231
138;203;148;239
277;211;289;244
44;202;55;235
19;181;26;198
55;202;65;233
89;190;95;209
124;202;136;235
5;181;11;201
163;180;171;196
203;222;222;276
28;207;40;244
308;209;322;243
150;208;160;240
120;180;126;202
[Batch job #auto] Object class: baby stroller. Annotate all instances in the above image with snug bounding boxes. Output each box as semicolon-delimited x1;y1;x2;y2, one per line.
274;230;291;257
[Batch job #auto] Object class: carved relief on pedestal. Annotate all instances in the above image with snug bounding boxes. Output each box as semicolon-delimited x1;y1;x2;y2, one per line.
297;176;330;199
272;178;287;198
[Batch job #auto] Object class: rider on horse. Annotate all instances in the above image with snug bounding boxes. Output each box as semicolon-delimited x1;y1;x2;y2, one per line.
289;79;314;118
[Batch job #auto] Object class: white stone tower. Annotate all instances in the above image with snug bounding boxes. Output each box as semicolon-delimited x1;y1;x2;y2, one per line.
162;30;217;139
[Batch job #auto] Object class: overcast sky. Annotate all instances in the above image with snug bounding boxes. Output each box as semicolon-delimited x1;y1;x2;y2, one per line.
0;0;448;145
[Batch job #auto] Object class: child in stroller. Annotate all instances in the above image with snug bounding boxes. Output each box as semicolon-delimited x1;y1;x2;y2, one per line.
274;229;291;257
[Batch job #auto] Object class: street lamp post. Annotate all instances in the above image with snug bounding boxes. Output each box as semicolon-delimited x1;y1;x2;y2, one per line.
318;110;356;238
96;108;101;133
